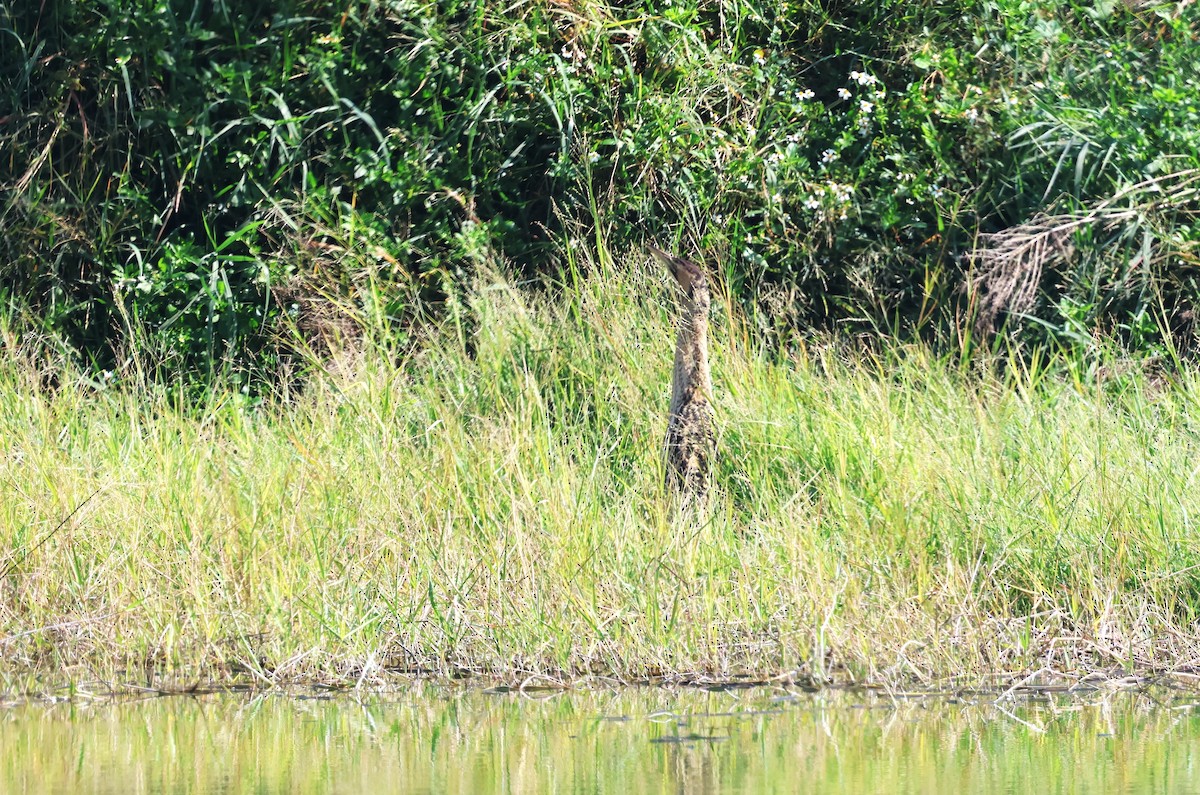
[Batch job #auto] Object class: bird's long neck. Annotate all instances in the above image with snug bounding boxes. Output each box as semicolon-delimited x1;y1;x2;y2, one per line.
670;295;712;416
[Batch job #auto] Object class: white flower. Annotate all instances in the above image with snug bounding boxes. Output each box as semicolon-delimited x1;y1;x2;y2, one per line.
821;149;838;164
837;87;852;100
929;185;944;198
828;182;854;202
797;88;815;101
849;70;878;86
588;151;600;164
964;108;979;123
804;197;821;210
859;100;874;114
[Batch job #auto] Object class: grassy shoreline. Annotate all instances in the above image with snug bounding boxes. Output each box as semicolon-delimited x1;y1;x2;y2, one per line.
3;260;1200;696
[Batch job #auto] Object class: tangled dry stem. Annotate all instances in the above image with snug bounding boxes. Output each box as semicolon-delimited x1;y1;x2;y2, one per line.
970;169;1200;337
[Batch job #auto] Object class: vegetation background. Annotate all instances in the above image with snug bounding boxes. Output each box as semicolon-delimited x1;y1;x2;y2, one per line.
4;1;1200;690
4;0;1200;379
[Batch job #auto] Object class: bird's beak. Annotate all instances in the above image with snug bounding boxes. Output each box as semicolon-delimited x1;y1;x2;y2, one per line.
648;245;675;270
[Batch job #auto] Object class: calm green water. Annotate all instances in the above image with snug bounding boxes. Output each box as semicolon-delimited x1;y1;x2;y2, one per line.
1;686;1198;793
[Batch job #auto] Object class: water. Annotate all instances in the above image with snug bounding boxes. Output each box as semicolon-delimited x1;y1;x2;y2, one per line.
2;686;1198;794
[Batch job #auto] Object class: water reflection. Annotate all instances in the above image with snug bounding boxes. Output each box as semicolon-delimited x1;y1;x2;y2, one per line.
1;686;1197;794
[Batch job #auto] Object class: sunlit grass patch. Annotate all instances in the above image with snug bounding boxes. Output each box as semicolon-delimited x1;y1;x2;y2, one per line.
2;257;1200;694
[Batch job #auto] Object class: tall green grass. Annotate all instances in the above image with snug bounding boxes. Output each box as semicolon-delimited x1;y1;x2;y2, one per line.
2;249;1200;694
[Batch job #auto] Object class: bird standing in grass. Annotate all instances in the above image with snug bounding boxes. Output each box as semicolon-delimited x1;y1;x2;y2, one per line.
650;245;715;499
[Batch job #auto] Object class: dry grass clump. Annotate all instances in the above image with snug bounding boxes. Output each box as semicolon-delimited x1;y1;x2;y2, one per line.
3;252;1200;696
970;169;1200;336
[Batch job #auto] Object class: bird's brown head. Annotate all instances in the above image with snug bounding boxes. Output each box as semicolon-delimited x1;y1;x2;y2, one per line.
649;245;708;303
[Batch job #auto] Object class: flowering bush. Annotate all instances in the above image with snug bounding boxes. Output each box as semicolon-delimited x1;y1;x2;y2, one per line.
3;0;1200;375
543;0;1200;345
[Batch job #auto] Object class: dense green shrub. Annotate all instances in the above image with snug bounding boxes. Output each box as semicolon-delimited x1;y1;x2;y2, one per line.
2;0;1199;377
